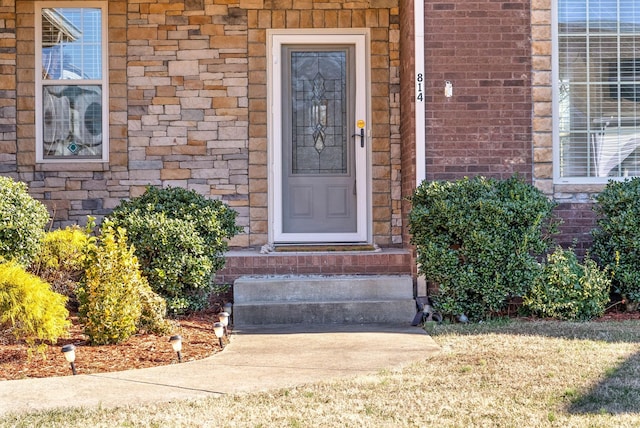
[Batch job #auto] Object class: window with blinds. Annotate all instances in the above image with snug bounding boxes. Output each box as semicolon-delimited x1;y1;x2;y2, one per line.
557;0;640;180
35;3;108;162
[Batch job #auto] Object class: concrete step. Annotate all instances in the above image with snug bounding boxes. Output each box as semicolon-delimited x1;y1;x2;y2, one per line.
234;274;414;302
233;274;417;326
234;300;417;324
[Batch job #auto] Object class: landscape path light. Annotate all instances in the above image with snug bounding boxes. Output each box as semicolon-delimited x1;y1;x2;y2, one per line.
169;335;183;363
218;311;230;337
213;322;225;348
61;344;77;375
223;302;233;325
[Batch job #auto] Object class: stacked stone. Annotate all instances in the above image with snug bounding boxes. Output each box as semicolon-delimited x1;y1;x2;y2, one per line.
127;1;250;245
7;0;401;249
0;2;16;174
244;0;401;247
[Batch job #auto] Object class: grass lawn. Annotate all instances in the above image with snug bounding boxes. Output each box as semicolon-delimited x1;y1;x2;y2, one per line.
2;319;640;427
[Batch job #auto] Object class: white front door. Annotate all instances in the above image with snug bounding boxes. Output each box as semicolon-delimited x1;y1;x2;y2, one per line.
269;30;369;243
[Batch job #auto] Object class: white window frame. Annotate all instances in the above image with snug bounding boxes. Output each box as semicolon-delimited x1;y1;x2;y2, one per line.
553;1;640;184
35;1;109;163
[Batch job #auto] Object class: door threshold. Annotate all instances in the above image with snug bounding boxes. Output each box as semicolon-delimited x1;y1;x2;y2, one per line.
272;244;378;252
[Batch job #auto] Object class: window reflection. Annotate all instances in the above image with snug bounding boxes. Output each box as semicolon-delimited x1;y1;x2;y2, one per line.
40;7;103;159
558;0;640;178
41;8;102;80
42;85;102;157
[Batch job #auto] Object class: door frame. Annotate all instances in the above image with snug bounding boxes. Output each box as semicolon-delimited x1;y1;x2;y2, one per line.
267;29;371;244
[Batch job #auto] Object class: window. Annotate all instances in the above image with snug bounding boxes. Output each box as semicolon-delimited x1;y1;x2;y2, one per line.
609;59;640;102
555;0;640;181
35;2;108;162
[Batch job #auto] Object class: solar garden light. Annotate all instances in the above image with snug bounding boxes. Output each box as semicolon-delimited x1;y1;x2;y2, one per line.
169;335;183;363
61;344;77;375
213;322;225;348
223;302;233;325
218;311;230;337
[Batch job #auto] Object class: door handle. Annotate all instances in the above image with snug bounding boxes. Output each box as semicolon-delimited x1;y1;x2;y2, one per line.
353;128;364;148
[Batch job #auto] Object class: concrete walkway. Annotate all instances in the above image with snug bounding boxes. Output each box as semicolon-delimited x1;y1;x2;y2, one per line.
0;324;439;415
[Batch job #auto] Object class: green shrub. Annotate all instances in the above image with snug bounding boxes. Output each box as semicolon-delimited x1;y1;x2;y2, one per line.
0;176;50;266
592;178;640;311
106;186;242;314
77;226;168;344
523;247;610;321
34;223;94;272
409;175;557;321
32;223;96;304
0;261;69;354
138;284;173;335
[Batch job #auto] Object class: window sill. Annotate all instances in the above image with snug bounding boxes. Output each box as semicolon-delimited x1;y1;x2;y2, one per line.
35;161;110;172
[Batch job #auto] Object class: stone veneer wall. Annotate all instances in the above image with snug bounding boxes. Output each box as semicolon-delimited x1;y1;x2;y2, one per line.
125;0;251;247
531;0;597;253
244;0;402;247
14;0;128;224
0;2;16;174
5;0;403;249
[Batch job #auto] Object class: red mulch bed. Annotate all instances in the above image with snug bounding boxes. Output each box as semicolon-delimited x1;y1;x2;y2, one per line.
1;306;639;381
595;311;640;322
0;310;224;381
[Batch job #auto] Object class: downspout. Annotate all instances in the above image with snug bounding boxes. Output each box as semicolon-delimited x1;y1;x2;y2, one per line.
414;0;426;185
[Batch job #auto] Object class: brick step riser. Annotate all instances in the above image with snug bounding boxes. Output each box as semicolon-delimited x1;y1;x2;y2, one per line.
217;250;414;285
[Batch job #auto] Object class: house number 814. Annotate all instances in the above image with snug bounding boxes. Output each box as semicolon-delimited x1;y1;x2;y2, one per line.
416;73;424;102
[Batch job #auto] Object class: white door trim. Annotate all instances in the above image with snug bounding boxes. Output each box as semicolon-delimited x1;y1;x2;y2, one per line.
267;29;370;244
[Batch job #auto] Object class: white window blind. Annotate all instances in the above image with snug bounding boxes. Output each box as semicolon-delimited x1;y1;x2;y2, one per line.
557;0;640;180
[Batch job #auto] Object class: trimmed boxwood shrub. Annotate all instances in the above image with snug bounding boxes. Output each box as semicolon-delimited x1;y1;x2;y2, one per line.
106;186;242;314
592;178;640;311
0;176;50;266
409;175;558;321
523;246;610;321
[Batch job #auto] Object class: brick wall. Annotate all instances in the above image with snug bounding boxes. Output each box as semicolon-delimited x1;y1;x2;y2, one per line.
398;0;417;275
422;0;533;181
414;0;593;253
554;202;597;255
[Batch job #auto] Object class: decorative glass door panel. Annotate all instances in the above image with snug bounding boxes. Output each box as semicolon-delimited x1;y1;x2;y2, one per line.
290;51;348;175
283;47;356;234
